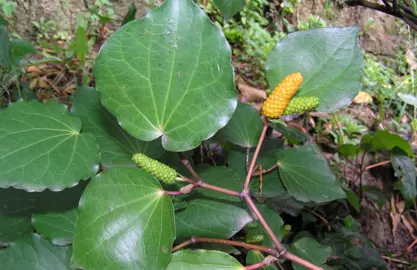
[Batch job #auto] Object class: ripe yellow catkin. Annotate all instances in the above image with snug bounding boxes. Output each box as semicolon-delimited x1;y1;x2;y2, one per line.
262;72;303;118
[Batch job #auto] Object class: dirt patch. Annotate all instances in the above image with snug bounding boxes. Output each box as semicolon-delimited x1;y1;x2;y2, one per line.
9;0;151;40
294;0;406;57
344;156;416;269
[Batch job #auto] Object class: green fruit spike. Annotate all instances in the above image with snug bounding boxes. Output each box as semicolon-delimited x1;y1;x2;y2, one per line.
281;224;292;237
245;221;260;229
245;233;265;244
132;153;178;184
283;96;319;116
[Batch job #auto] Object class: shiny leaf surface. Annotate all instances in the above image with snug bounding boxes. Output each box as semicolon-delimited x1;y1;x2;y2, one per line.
166;250;243;269
218;102;263;147
277;145;345;203
0;101;99;191
71;87;164;167
32;209;77;246
0;234;73;270
95;0;237;151
72;166;175;270
266;27;363;112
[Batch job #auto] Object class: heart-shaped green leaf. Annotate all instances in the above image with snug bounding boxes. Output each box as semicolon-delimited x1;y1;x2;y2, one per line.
266;27;364;112
72;166;175;270
289;237;332;270
391;147;417;206
94;0;237;151
32;209;77;246
71;87;164;167
175;166;252;240
166;250;243;269
0;101;99;191
0;234;73;269
277;145;345;203
218;102;263;147
213;0;246;20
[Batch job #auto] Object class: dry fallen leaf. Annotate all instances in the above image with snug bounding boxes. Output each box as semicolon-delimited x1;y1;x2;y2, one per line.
353;91;373;104
237;81;267;102
406;49;417;71
390;212;401;238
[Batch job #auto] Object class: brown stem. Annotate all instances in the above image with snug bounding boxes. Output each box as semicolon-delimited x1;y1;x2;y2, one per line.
282;252;323;270
176;133;322;270
182;177;241;197
245;261;269;270
406;238;417;253
179;153;200;180
359;152;367;202
307;210;331;231
172;237;276;255
164;190;183;196
242;193;285;252
251;164;278;176
243;124;268;191
362;160;391;171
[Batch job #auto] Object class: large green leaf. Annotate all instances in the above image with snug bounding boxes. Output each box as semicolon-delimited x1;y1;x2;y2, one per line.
369;130;414;158
0;101;99;191
391;147;417;206
175;166;253;240
0;234;73;270
0;215;33;245
71;87;164;167
0;187;34;244
266;27;364;112
0;182;87;245
94;0;237;151
213;0;246;20
276;145;345;203
166;250;243;270
289;237;332;270
32;209;77;246
218;102;263;147
72;166;175;270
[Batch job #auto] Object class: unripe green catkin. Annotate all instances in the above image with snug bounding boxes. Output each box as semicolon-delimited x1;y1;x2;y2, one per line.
132;153;178;184
282;96;319;115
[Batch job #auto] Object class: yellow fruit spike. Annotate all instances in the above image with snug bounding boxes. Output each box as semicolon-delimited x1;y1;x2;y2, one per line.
262;72;303;118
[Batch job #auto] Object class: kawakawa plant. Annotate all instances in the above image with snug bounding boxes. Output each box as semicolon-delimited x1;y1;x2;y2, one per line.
0;0;381;269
